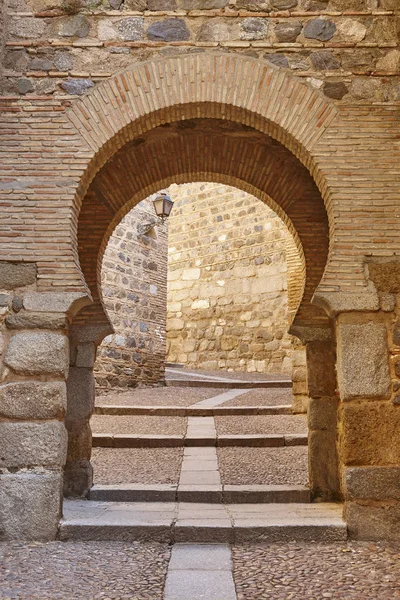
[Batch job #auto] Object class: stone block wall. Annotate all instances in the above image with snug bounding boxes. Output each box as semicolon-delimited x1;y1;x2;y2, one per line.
94;198;168;388
1;0;399;104
166;182;296;375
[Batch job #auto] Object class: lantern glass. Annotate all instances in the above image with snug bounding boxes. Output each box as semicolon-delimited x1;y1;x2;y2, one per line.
153;193;174;221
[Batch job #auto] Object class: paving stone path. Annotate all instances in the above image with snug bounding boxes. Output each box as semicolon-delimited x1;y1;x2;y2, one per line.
2;375;400;598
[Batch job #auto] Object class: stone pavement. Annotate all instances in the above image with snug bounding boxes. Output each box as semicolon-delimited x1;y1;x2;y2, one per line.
2;376;399;598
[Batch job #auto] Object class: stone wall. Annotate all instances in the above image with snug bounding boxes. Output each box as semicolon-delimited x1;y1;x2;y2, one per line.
166;183;295;375
94;198;168;388
2;0;399;104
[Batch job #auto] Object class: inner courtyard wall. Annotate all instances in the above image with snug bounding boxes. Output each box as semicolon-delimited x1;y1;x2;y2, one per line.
166;182;296;375
95;183;298;387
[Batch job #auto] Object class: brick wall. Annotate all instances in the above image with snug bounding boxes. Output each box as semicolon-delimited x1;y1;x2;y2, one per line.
167;182;297;375
94;197;168;388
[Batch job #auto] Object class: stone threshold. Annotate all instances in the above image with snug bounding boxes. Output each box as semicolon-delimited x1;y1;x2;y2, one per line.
59;500;347;543
88;483;311;504
166;380;292;389
93;404;293;416
91;433;308;448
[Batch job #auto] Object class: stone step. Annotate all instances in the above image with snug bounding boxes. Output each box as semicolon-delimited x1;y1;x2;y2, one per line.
89;484;311;504
92;433;308;448
60;500;347;543
94;404;293;416
166;379;292;389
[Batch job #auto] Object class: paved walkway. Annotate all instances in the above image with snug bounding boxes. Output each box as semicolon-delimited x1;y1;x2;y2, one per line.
2;376;400;598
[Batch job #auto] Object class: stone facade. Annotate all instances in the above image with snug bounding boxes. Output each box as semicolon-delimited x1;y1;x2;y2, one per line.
167;182;297;375
1;0;399;104
0;7;400;542
94;198;167;388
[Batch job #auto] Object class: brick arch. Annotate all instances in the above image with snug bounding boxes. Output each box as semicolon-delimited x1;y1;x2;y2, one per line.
76;118;329;330
67;52;338;242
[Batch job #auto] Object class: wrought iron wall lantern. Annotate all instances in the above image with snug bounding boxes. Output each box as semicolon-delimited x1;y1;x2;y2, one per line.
138;193;174;236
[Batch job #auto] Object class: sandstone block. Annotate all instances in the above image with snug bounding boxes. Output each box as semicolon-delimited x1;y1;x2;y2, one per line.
66;367;95;421
336;18;367;43
346;501;400;541
344;466;400;501
0;470;62;541
337;322;390;401
309;430;340;501
147;18;190;42
0;422;67;469
308;396;338;431
197;22;231;43
0;262;36;290
0;381;67;420
340;401;400;465
5;331;69;377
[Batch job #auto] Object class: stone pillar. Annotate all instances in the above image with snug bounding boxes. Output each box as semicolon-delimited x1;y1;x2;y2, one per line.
335;311;400;540
291;344;308;414
0;271;88;540
291;322;340;501
64;322;111;497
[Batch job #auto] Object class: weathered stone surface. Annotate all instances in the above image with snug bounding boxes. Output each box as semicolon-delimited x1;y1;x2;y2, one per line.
323;81;348;100
61;78;94;95
124;0;147;9
376;50;400;73
118;17;144;41
304;19;336;41
274;21;302;43
29;58;53;71
148;0;177;8
266;53;289;68
75;342;96;368
346;501;400;541
98;19;117;41
197;21;231;42
5;50;29;72
310;51;340;71
340;401;400;465
23;292;88;313
58;15;90;38
4;331;69;377
240;18;268;41
64;459;93;497
0;421;67;469
66;422;92;461
12;297;23;312
337;322;390;401
0;262;36;289
179;0;228;7
147;18;190;42
67;367;95;421
18;78;34;95
9;18;46;39
0;470;62;541
308;396;338;431
5;311;67;330
54;51;74;71
109;0;123;8
344;466;400;501
336;18;367;43
236;0;271;9
309;430;340;501
306;340;336;398
0;381;67;420
271;0;297;8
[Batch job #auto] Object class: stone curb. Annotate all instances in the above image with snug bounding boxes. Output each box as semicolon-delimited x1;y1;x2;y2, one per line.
91;433;308;448
93;404;293;416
